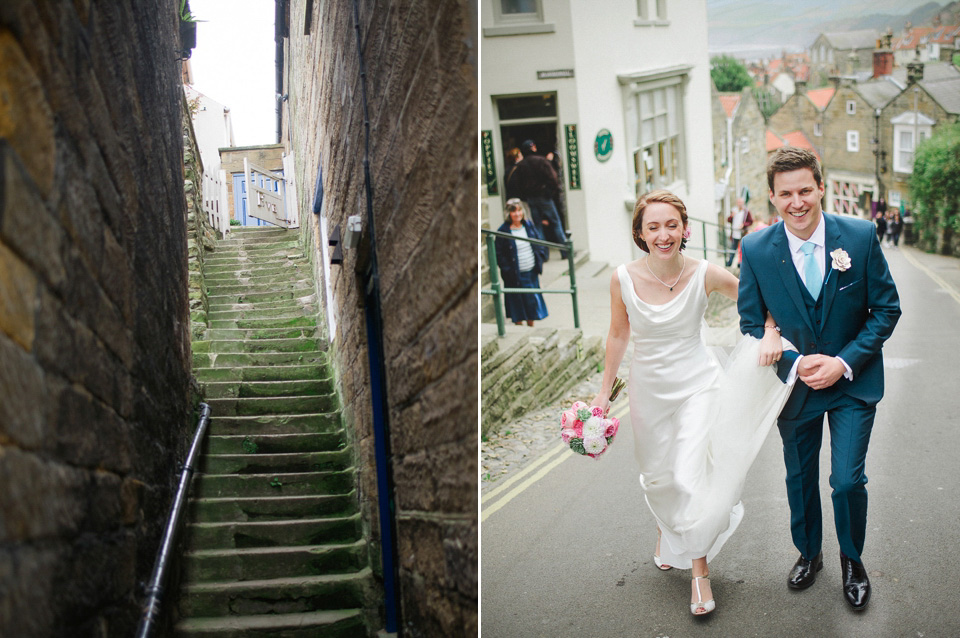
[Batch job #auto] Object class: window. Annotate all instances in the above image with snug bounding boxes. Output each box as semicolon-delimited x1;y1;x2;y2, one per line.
485;0;554;36
621;68;688;197
739;135;750;153
892;112;934;173
888;190;901;207
846;100;856;115
636;0;668;25
814;122;823;137
846;130;859;152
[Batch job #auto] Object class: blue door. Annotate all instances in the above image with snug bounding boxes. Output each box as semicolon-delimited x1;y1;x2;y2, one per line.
233;171;285;227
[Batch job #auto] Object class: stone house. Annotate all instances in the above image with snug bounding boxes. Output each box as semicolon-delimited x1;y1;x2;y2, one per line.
810;30;879;76
768;83;825;158
218;144;289;227
893;25;960;66
277;0;477;635
711;85;768;220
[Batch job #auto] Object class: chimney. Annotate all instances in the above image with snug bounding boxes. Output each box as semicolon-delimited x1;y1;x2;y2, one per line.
873;33;894;78
829;74;841;89
907;60;924;84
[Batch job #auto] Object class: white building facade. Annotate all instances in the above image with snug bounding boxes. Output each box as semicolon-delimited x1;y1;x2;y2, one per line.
480;0;718;266
184;85;236;234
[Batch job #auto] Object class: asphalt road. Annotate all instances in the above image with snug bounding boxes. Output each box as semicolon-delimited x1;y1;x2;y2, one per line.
480;245;960;638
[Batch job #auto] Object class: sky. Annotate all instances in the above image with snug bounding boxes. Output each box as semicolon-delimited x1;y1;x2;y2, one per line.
187;0;277;146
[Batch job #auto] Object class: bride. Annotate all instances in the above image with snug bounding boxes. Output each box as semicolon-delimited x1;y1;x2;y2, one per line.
592;190;794;616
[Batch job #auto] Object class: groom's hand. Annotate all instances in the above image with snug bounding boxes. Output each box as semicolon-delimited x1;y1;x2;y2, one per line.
798;355;846;390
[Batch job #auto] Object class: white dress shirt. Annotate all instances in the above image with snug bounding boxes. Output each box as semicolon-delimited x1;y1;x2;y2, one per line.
780;217;853;383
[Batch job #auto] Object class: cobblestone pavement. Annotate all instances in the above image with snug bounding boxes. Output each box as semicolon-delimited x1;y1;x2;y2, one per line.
480;293;739;495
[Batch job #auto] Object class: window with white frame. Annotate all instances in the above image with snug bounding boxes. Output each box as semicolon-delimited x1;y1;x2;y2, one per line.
846;100;856;115
814;122;823;137
622;71;686;197
846;130;859;152
892;112;933;173
740;135;750;153
494;0;543;24
636;0;667;24
887;190;901;207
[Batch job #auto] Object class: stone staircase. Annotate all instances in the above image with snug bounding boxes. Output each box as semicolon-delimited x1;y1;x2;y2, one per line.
175;227;375;637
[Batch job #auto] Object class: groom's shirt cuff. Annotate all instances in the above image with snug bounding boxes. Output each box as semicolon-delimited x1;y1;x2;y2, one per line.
788;355;854;384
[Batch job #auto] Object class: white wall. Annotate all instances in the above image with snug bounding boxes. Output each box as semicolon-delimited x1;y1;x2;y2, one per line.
480;0;716;267
184;85;235;174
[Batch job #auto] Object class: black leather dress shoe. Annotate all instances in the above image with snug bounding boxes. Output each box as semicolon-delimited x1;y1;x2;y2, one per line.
787;552;823;590
840;552;871;610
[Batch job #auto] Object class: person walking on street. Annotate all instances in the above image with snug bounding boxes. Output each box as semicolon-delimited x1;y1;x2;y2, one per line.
495;199;549;327
512;139;569;259
726;198;753;267
738;147;901;612
522;140;567;231
503;147;523;201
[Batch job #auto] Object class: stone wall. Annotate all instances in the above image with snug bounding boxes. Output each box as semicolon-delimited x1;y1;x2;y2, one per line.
0;2;192;636
283;1;477;635
184;91;217;339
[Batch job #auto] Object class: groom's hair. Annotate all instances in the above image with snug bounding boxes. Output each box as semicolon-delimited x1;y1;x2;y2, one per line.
632;190;688;253
767;147;823;191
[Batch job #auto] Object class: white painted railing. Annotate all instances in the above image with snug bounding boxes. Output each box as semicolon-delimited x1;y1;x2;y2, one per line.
202;171;230;235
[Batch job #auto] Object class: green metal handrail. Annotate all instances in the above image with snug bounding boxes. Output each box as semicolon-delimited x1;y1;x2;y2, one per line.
481;229;579;337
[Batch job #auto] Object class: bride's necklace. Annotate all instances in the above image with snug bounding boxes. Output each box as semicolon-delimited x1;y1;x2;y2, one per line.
646;255;685;291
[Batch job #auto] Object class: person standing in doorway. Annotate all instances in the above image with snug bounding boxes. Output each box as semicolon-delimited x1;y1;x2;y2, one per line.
512;139;569;259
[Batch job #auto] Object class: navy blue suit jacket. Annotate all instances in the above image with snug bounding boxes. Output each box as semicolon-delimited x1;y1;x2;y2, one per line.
738;214;901;420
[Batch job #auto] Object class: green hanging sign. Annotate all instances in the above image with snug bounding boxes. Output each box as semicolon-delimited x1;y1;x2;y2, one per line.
481;130;498;195
564;124;581;190
594;129;613;162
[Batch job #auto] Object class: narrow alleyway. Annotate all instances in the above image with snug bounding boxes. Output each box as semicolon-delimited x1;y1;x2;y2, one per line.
175;227;374;637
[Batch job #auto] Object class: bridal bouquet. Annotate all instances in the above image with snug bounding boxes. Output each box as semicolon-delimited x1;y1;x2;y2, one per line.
558;377;625;459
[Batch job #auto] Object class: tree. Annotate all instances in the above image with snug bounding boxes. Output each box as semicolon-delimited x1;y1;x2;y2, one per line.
908;123;960;255
710;55;754;92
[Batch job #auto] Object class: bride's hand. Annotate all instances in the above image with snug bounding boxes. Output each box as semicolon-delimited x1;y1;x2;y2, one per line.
758;328;783;367
591;395;610;417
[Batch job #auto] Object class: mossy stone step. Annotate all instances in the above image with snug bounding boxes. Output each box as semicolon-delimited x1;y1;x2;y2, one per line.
203;258;309;277
201;378;333;399
209;239;301;254
207;296;318;312
182;540;367;583
177;568;373;618
192;469;355;498
203;255;305;271
205;414;341;437
206;394;337;417
192;337;320;355
199;448;351;474
184;514;362;552
206;280;314;296
174;608;366;638
196;364;326;382
206;432;344;454
207;287;315;306
204;243;303;259
203;327;318;341
188;492;357;524
207;304;318;321
208;315;317;330
204;269;313;287
193;351;326;369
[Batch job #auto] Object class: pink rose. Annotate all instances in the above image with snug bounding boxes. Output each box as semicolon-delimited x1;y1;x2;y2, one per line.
561;428;576;444
559;409;576;428
572;420;583;437
591;406;604;417
605;417;620;438
571;400;588;411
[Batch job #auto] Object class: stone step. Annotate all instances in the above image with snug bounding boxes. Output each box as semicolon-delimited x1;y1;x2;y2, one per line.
199;448;351;474
206;432;344;454
208;315;317;330
184;514;362;551
205;394;338;417
210;239;300;254
193;351;326;369
188;492;358;524
196;364;326;382
192;469;355;498
206;414;341;437
220;226;294;239
204;244;303;260
206;305;318;321
207;287;316;306
174;608;365;638
192;337;321;355
203;257;310;277
177;568;373;618
204;268;313;287
200;378;333;399
204;273;313;297
207;296;318;313
182;540;366;583
203;327;318;341
203;255;306;272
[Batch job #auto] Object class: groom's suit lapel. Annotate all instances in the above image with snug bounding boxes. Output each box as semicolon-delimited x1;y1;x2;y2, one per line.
820;214;842;325
771;225;816;334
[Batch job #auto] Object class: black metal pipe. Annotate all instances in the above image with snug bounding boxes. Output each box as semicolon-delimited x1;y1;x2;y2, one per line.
135;402;212;638
352;0;401;633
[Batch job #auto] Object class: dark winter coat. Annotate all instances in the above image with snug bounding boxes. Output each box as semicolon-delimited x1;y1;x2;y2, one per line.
495;220;549;287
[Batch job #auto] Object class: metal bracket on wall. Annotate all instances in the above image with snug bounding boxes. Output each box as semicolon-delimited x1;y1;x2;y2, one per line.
329;224;343;265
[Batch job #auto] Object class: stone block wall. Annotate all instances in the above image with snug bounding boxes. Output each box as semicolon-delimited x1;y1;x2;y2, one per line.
283;0;477;635
0;2;192;636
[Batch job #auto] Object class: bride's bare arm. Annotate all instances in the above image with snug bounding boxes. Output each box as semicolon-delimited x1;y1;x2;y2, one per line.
593;270;630;414
704;262;739;300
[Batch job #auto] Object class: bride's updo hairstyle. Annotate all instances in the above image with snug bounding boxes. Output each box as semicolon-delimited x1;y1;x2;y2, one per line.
632;189;689;253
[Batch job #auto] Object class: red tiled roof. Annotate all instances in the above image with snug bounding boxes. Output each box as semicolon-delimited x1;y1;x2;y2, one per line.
766;130;784;152
806;87;835;110
893;26;959;49
719;94;741;118
768;59;784;73
767;130;821;160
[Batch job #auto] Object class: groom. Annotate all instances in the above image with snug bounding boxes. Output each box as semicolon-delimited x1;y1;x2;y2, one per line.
738;147;900;610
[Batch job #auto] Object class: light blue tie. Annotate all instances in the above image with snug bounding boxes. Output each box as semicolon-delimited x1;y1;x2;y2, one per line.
801;241;821;298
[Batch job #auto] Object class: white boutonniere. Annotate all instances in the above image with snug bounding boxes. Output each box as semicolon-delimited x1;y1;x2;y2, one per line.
830;248;851;272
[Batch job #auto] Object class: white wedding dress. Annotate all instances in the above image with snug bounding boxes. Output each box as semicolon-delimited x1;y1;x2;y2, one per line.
617;260;794;569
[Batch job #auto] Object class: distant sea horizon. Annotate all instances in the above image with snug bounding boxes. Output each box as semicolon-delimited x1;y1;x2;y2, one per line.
708;42;809;61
